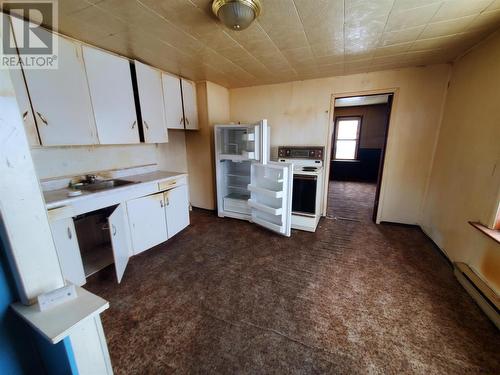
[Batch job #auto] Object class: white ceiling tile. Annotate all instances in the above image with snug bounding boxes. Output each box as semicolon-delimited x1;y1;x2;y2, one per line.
385;3;442;31
10;0;489;87
420;15;476;39
431;0;492;22
379;26;426;46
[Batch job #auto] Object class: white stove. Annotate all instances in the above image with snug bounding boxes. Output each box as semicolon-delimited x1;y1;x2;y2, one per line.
277;147;325;232
282;159;323;174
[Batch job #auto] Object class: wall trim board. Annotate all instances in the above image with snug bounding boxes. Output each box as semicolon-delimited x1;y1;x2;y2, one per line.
324;87;400;224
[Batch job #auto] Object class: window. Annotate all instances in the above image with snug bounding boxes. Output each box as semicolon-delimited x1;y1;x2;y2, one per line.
334;117;361;160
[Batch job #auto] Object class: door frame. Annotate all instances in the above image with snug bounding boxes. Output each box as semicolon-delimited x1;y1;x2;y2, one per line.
322;88;399;223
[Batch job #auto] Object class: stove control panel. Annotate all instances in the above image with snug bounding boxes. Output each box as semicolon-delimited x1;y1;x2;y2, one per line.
278;146;324;160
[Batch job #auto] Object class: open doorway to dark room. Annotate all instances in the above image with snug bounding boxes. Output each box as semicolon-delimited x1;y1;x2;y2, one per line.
327;94;393;222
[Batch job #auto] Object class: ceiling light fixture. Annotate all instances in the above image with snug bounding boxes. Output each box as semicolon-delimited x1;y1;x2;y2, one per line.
212;0;262;31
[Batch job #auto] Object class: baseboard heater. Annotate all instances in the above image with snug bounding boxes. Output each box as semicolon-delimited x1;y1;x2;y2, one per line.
453;262;499;329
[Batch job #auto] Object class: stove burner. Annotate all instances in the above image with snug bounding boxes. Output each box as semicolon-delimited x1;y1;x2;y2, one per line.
302;166;318;172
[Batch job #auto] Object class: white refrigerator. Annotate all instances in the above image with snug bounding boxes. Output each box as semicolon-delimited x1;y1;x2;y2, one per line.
214;120;294;236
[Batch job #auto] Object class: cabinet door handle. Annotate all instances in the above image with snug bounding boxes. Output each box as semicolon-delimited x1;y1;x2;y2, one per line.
67;227;72;239
36;112;48;125
186;118;190;125
22;110;28;120
144;120;149;130
166;197;169;206
179;117;183;125
131;120;137;129
160;200;164;208
112;224;116;236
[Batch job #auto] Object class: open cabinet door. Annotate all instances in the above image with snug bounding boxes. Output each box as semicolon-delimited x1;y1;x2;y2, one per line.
108;204;132;283
248;161;293;236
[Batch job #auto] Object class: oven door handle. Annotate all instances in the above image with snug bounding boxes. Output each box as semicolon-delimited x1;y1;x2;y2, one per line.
294;174;318;181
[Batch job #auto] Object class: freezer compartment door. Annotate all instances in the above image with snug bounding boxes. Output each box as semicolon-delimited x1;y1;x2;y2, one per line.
248;161;293;236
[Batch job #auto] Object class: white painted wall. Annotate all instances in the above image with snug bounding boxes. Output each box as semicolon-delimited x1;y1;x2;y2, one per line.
229;65;451;225
31;131;188;180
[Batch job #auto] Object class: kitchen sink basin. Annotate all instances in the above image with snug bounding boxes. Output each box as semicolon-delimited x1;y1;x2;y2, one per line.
71;179;138;192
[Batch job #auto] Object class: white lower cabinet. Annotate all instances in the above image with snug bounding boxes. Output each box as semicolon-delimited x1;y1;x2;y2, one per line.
50;204;132;285
50;218;86;286
164;184;190;238
127;184;190;254
108;204;133;283
127;193;169;255
50;180;189;286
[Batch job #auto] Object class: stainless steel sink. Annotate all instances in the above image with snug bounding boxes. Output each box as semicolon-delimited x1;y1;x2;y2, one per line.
71;179;137;192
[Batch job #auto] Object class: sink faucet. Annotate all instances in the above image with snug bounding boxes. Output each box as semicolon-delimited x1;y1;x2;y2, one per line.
85;174;98;184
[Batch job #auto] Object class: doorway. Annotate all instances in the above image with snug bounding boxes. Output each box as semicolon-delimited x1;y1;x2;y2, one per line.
326;94;393;222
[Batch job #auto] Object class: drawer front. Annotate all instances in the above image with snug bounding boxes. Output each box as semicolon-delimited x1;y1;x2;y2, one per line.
158;176;186;191
223;197;251;215
48;205;75;221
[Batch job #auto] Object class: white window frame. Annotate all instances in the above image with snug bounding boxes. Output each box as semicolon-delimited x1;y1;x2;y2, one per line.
333;116;362;160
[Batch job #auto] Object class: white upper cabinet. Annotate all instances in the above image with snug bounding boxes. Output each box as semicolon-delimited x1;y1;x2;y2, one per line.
162;73;184;129
181;78;198;130
10;17;98;146
83;46;139;144
9;68;39;146
134;61;168;143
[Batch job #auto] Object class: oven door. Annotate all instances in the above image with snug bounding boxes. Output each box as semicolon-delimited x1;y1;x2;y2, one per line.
292;174;317;217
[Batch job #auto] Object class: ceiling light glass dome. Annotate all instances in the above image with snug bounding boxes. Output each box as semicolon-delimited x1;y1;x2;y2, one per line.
212;0;262;31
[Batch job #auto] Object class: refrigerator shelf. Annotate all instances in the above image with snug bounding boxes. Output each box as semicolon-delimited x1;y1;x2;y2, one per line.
242;133;255;141
251;216;283;233
248;200;283;216
219;152;255;161
248;184;283;198
226;173;250;179
227;185;248;190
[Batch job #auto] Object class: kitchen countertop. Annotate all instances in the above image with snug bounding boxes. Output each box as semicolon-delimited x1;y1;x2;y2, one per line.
44;170;187;210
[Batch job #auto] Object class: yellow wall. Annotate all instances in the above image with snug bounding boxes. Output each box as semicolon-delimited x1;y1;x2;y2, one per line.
186;81;230;209
421;32;500;293
229;65;450;224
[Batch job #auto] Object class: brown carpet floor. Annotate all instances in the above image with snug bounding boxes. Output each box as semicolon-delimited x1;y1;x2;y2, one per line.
86;182;499;374
327;180;377;222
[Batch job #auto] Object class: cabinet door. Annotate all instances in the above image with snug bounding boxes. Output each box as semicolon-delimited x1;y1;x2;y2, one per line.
126;193;168;255
135;61;168;143
164;184;190;239
181;78;198;130
83;46;139;144
10;17;98;146
9;67;39;146
108;203;132;283
50;218;86;286
162;73;184;129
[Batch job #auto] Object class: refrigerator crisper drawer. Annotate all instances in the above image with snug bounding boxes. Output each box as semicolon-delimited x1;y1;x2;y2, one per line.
223;194;251;215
